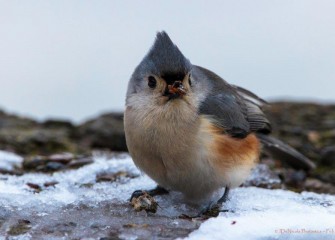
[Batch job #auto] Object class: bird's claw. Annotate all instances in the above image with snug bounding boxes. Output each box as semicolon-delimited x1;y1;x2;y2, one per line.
180;203;229;220
129;190;147;202
129;186;169;202
196;203;222;218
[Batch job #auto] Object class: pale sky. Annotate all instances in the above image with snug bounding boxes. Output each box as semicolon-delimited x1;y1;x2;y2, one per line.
0;0;334;122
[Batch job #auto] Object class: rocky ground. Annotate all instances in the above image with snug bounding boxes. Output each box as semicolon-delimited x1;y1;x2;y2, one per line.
263;102;335;194
0;110;126;156
0;101;334;239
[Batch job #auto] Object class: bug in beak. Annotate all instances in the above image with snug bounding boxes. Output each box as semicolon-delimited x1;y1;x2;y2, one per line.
164;81;186;99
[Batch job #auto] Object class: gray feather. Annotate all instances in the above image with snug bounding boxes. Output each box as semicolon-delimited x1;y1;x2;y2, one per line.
257;134;316;171
141;31;191;77
196;66;270;138
232;85;268;105
127;31;192;95
199;93;251;138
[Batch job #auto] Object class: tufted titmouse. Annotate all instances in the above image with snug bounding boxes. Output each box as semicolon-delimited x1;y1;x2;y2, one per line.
124;32;315;214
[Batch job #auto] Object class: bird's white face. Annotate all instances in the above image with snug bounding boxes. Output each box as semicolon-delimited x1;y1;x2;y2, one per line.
143;72;193;105
126;67;210;116
125;71;200;123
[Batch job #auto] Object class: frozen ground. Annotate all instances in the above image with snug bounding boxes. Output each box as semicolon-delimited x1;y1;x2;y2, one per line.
0;150;334;240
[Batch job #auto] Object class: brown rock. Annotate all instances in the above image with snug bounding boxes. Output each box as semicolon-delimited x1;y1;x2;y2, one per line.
26;183;42;193
304;178;335;194
320;146;335;167
7;219;31;236
76;113;127;152
67;157;94;169
96;171;138;183
23;154;93;172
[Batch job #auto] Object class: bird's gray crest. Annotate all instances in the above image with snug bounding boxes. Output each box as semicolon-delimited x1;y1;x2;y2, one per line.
138;31;192;77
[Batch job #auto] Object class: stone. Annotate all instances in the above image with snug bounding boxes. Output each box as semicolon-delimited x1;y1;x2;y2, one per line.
320;146;335;167
304;178;335;194
76;113;127;152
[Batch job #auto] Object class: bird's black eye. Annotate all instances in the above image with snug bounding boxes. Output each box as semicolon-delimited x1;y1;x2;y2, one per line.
148;76;157;88
188;74;192;86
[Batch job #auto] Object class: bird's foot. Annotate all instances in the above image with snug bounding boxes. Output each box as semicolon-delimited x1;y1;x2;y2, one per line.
197;202;229;218
129;185;169;202
130;191;158;213
129;186;169;214
179;202;228;220
180;187;231;219
130;190;146;201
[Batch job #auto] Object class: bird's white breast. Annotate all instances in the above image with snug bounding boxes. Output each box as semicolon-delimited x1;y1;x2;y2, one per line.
124;93;258;201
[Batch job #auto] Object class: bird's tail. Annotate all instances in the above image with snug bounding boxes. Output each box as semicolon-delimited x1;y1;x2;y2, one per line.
257;134;316;171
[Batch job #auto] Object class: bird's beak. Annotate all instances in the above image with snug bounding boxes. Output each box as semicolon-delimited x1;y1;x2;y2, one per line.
164;81;186;99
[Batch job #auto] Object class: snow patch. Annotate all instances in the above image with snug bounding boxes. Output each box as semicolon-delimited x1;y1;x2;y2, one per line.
186;188;335;240
0;150;23;171
0;152;155;211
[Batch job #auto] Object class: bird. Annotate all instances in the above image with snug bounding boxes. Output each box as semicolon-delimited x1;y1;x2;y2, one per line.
124;31;315;215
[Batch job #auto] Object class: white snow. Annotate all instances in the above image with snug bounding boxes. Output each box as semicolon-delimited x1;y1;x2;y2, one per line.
0;152;155;211
185;188;335;240
0;150;23;171
0;150;334;240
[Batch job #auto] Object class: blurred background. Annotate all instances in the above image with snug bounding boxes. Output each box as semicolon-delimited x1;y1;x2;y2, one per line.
0;0;334;122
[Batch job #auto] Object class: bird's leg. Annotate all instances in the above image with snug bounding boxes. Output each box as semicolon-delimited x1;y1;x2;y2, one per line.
217;186;230;204
193;187;230;218
129;185;169;201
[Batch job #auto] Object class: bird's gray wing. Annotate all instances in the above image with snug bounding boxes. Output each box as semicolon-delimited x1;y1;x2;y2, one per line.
233;85;271;134
195;66;314;170
199;92;251;138
196;66;271;138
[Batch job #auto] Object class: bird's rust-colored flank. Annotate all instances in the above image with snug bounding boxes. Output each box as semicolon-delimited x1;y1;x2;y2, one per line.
214;128;259;165
200;117;260;187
